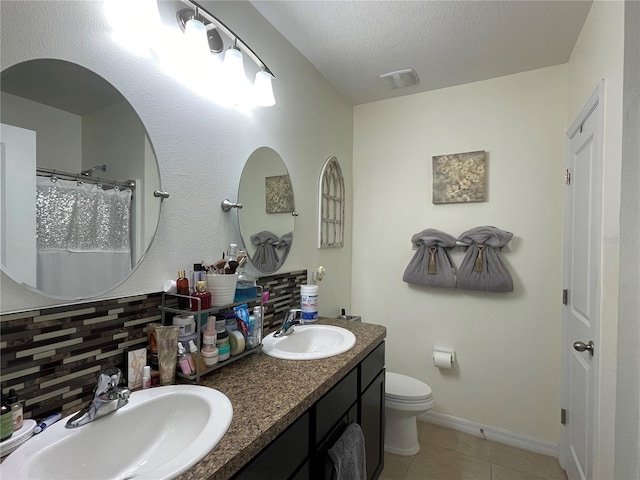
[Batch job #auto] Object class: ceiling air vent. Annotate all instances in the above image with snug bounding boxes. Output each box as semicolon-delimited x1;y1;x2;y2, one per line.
379;69;419;89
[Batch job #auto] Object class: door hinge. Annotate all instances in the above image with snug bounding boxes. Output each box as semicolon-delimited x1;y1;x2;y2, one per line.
564;169;571;185
562;289;568;305
561;408;567;425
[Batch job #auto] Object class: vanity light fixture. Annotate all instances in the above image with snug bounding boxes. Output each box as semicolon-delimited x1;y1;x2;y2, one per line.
176;1;276;107
177;7;224;54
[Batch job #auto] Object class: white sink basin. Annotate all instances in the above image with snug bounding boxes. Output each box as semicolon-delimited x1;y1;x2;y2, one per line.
262;324;356;360
1;385;233;480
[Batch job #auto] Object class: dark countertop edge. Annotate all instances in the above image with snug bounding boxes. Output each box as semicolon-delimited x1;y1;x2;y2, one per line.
179;318;386;480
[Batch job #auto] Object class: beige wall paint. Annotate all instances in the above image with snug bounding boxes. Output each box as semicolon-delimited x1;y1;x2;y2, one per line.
353;65;567;444
0;1;353;316
566;2;624;477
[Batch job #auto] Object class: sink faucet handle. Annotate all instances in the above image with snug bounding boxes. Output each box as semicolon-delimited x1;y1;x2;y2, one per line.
94;367;124;396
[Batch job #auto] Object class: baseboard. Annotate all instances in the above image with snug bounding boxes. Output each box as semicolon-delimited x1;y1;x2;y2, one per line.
418;411;559;458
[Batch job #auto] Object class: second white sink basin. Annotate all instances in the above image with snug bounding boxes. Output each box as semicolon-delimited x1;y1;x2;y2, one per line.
0;385;233;480
262;324;356;360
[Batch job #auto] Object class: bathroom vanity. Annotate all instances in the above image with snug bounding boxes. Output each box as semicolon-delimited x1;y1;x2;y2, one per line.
177;318;386;480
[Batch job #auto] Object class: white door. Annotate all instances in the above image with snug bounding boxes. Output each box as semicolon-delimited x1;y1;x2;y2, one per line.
560;87;603;480
0;123;37;287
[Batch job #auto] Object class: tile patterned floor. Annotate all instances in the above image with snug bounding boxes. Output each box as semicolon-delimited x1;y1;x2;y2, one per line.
380;422;567;480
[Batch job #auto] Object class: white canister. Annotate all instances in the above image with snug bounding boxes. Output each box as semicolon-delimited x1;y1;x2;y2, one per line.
300;285;319;321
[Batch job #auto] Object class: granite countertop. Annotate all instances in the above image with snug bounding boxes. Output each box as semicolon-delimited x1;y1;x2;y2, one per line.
177;318;386;480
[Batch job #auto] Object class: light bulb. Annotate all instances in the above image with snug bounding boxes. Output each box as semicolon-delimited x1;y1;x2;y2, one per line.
185;17;209;57
223;47;246;83
222;47;249;106
254;70;276;107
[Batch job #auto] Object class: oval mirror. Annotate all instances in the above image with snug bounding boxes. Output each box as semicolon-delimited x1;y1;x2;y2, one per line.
0;59;162;299
238;147;295;274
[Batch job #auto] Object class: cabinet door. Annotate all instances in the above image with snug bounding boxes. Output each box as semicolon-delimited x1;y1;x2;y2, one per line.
361;369;385;480
314;403;358;480
316;368;358;443
232;411;310;480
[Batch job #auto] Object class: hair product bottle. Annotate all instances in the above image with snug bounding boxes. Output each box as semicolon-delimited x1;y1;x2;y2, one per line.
177;342;196;376
176;270;190;310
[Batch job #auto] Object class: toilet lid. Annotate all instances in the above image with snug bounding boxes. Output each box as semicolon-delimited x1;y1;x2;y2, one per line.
386;372;433;402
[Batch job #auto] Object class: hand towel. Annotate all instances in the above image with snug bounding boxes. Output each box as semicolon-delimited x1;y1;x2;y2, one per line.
403;229;457;288
327;423;367;480
456;226;514;292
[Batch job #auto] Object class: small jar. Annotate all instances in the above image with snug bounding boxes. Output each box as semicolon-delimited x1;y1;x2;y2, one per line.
218;343;230;362
216;334;229;348
225;311;237;332
215;318;226;334
201;346;219;366
172;314;196;335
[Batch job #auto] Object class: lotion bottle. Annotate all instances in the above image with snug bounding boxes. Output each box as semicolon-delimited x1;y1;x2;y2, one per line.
142;366;151;389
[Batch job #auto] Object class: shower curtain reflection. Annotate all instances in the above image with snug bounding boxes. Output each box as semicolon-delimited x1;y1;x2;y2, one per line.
36;176;133;297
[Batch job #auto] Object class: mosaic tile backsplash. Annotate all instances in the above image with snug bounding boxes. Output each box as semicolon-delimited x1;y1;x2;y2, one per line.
0;270;307;422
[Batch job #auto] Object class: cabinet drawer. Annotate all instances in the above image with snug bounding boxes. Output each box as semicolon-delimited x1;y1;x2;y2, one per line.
316;368;358;443
233;411;310;480
360;342;385;393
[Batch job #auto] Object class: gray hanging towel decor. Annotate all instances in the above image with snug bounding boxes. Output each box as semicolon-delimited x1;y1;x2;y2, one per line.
456;226;514;292
250;231;293;271
403;229;457;288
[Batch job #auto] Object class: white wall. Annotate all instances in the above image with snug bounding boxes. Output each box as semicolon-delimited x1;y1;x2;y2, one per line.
353;65;567;444
0;1;354;315
566;2;624;477
615;1;640;478
1;92;82;172
83;100;148;264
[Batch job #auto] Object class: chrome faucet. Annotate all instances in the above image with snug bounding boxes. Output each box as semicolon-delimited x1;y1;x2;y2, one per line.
273;308;304;337
66;367;131;428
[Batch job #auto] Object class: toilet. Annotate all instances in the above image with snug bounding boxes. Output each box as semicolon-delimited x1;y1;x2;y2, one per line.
384;372;434;456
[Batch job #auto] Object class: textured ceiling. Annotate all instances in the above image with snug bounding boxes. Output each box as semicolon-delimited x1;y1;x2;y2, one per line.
251;0;593;105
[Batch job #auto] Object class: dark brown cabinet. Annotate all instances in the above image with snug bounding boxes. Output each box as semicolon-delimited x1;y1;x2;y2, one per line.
361;370;385;480
232;342;385;480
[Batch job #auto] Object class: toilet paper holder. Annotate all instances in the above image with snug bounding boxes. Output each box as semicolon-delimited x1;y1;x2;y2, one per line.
433;347;455;369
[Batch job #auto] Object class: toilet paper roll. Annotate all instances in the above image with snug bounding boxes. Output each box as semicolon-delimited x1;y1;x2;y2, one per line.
433;350;454;369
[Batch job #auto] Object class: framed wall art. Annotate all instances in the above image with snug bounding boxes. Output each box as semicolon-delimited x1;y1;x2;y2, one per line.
265;174;295;213
432;150;487;204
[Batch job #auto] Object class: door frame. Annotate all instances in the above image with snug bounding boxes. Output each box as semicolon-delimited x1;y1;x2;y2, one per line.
559;83;604;477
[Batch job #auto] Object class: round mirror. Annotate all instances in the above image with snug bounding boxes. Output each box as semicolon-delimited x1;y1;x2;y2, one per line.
238;147;295;274
1;59;162;299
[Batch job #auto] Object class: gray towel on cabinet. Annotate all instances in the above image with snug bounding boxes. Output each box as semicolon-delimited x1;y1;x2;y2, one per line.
327;423;367;480
403;229;457;288
456;226;514;292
